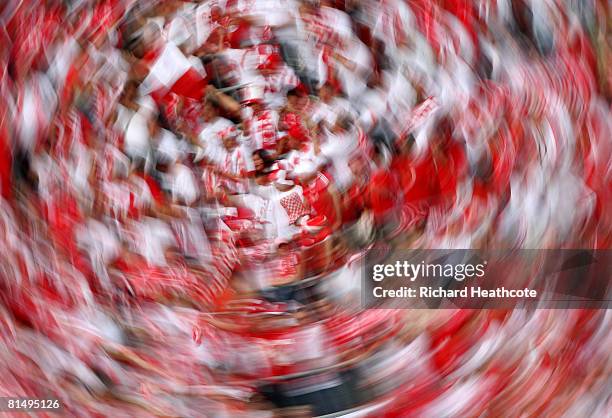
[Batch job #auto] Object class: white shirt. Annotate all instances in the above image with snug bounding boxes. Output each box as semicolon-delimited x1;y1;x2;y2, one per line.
311;97;354;129
164;3;198;51
357;87;388;132
17;73;57;153
167;163;200;205
76;218;121;266
194;2;219;47
156;128;183;164
129;217;177;266
123;111;150;160
319;129;359;191
250;183;306;241
198;117;234;164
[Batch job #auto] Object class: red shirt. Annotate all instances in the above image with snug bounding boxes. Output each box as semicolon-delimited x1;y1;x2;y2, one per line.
390;154;416;194
403;153;440;205
0;121;12;199
302;172;338;227
367;168;398;221
436;141;467;204
342;183;366;224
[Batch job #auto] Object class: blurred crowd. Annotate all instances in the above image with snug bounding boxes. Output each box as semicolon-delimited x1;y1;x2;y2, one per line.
0;0;611;416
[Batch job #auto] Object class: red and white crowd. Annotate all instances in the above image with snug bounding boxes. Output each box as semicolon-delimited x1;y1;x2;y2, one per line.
0;0;610;416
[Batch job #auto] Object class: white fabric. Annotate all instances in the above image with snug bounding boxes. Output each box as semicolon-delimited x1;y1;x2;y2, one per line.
123;112;150;159
129;217;177;266
169;163;200;205
157;129;183;164
319;129;359;191
141;43;192;94
198;117;235;164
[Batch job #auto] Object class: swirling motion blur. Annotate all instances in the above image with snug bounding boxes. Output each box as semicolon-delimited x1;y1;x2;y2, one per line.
0;0;610;417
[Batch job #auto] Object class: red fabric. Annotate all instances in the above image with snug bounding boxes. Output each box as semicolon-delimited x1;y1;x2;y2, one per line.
409;0;440;52
61;64;82;105
274;251;300;279
257;52;282;71
227;20;251;48
303;173;338;227
341;183;365;223
367;169;398;222
429;309;474;342
235;206;255;220
136;173;165;205
142;46;162;65
0;123;12;199
46;191;83;257
440;0;479;61
489;142;513;197
251;110;278;150
169;68;208;100
202;25;225;51
472;180;489;200
282;112;309;142
430;315;487;374
437;141;467;203
301;225;332;245
403;154;440;205
390;154;416;193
